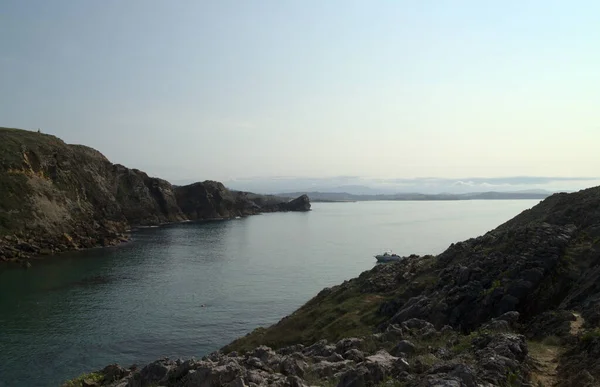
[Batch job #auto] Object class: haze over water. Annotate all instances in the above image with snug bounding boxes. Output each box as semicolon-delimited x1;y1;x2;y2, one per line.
0;200;538;387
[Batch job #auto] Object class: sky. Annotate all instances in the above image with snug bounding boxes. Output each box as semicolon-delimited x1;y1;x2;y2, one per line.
1;1;599;189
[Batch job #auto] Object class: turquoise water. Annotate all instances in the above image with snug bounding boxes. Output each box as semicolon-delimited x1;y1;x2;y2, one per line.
0;200;539;386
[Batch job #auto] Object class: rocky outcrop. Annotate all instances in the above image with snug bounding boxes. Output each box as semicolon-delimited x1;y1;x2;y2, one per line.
0;128;310;263
68;327;531;387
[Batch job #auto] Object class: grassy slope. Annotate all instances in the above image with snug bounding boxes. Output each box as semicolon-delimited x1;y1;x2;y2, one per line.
224;255;437;353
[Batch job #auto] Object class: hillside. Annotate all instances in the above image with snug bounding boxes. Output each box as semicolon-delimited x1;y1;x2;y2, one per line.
70;186;600;387
0;127;310;263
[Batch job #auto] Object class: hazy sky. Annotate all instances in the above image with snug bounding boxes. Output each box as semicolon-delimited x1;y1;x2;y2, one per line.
1;1;599;183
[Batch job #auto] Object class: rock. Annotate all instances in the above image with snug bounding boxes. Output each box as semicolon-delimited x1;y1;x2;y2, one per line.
227;376;248;387
16;242;38;252
286;375;309;387
391;297;433;325
472;333;528;385
140;358;175;385
495;311;520;325
305;340;336;357
392;358;411;375
279;356;307;377
168;358;199;381
338;351;401;387
343;349;365;363
423;377;461;387
277;344;305;356
310;360;354;378
391;340;416;356
277;195;311;212
251;345;279;365
246;357;272;372
327;353;345;363
101;364;129;383
337;366;369;387
335;338;363;353
364;350;398;381
383;324;404;342
81;379;100;387
245;370;266;385
184;361;244;387
427;363;477;387
401;318;435;332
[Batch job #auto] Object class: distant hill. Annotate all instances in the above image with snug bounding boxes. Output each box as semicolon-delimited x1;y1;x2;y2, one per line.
0;127;310;263
278;191;553;202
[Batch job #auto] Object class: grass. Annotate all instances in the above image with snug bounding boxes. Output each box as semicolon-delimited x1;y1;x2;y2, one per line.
61;372;103;387
581;328;600;343
224;286;388;353
377;377;408;386
482;279;502;296
540;335;562;347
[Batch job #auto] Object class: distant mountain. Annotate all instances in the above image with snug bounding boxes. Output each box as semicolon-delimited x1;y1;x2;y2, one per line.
223;176;597;196
278;191;553;202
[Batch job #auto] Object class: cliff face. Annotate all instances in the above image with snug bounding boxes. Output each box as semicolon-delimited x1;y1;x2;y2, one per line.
0;128;310;262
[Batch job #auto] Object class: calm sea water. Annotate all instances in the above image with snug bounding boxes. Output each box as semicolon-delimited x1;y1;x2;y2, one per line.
0;200;539;387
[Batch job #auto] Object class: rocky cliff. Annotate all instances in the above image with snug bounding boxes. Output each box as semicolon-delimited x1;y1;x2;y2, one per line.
67;186;600;387
0;128;310;263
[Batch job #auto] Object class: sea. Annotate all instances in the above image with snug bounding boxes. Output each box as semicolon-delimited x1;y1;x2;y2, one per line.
0;200;540;386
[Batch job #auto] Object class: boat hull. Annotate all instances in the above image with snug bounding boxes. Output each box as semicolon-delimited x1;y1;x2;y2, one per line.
375;255;403;263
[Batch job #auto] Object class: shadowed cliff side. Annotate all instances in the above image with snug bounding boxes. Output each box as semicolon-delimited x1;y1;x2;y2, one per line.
0;127;310;263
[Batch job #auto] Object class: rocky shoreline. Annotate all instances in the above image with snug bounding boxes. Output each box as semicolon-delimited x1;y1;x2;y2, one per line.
63;186;600;387
76;314;531;387
0;128;310;265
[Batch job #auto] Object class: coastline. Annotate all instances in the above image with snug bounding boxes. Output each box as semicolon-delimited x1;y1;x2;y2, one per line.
59;186;600;387
0;210;310;267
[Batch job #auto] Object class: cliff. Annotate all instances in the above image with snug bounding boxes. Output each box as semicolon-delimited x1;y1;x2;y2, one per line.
0;127;310;262
68;186;600;387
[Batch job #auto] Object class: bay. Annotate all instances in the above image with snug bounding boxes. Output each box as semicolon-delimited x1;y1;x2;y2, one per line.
0;200;539;386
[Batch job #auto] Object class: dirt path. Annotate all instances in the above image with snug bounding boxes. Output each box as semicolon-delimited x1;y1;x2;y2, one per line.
570;313;584;336
528;312;585;387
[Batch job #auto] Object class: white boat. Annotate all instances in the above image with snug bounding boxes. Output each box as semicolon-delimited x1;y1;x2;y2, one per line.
375;252;403;263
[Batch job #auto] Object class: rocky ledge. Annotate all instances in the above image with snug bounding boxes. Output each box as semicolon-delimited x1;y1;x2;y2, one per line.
65;186;600;386
75;316;529;387
0;128;310;263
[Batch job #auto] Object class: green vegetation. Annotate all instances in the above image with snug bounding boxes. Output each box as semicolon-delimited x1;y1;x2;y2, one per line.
502;371;520;387
376;376;408;386
224;287;388;353
61;372;103;387
482;279;502;296
224;256;439;353
0;173;31;233
581;328;600;343
540;335;562;347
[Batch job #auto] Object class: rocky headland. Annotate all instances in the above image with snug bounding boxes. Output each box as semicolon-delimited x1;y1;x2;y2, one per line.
61;185;600;387
0;127;310;264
